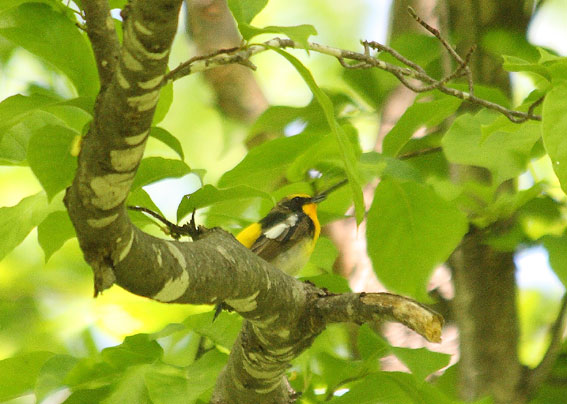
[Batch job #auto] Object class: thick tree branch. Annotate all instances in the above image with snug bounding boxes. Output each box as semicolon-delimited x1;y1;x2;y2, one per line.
82;0;120;88
65;2;445;402
316;293;444;343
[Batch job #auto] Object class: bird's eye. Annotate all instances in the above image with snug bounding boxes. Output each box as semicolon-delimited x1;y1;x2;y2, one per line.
292;197;301;203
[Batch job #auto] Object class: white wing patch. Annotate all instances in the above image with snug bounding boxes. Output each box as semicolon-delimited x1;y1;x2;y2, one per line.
263;214;298;239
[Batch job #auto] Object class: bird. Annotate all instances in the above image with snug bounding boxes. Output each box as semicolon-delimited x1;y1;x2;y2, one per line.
214;180;347;318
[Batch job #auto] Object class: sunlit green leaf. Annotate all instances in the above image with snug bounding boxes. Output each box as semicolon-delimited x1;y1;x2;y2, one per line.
132;157;191;190
0;3;99;96
301;273;351;293
27;124;78;200
501;55;551;81
101;334;163;369
177;184;272;223
153;80;173;125
0;192;58;260
542;83;567;194
227;0;267;24
0;351;54;401
543;234;567;288
0;109;68;165
35;354;78;402
145;350;227;404
287;124;360;182
239;23;316;51
270;47;365;224
442;110;540;185
220;131;324;190
329;371;451;404
366;178;468;300
0;94;56;134
150;127;184;160
183;311;242;350
391;347;450;381
101;365;151;404
382;96;461;157
37;210;75;261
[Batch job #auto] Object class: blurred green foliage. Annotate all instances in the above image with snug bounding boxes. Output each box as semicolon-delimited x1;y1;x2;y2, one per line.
1;0;567;403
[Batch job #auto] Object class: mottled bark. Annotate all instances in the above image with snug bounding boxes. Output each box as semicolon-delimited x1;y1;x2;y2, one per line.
65;2;442;403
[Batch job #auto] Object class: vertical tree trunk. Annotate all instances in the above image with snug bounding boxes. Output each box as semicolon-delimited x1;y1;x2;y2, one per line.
444;1;531;403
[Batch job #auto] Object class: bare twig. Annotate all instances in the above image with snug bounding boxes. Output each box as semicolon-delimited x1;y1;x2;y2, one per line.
164;34;542;123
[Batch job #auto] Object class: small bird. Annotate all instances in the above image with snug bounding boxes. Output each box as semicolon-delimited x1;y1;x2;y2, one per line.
214;180;347;318
235;192;326;276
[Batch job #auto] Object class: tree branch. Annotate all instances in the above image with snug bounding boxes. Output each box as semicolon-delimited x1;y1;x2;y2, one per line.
316;292;444;343
66;2;445;402
82;0;120;88
165;35;541;124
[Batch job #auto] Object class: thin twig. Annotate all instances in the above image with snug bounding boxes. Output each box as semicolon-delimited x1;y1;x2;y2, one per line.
128;206;188;239
164;36;542;123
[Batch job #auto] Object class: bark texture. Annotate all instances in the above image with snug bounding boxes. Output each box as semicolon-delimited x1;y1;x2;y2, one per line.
445;1;531;403
65;2;443;403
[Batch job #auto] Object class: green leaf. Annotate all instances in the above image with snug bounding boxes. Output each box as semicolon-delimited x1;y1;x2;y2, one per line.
132;157;191;190
37;210;76;261
145;350;227;404
366;179;468;300
329;371;450;404
302;236;338;275
219;130;324;190
0;351;54;401
101;365;152;404
301;273;351;293
501;55;552;82
152;80;173;125
35;354;78;402
359;152;422;183
357;325;391;361
0;109;67;165
287;124;361;182
64;358;118;390
41;104;92;133
270;47;365;224
0;94;56;134
101;334;163;369
177;184;272;223
391;347;450;381
239;23;316;51
543;234;567;288
27;124;78;200
127;188;165;229
183;311;242;350
356;325;450;381
542;83;567;194
0;3;99;96
150;127;184;160
0;192;58;260
227;0;267;24
442;110;541;185
382;95;461;157
64;387;113;404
